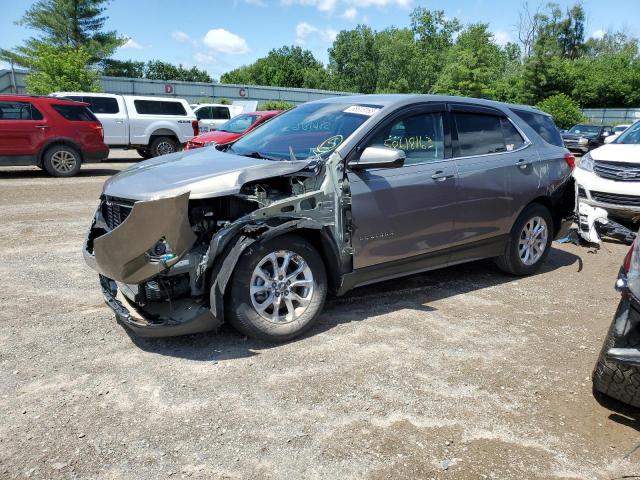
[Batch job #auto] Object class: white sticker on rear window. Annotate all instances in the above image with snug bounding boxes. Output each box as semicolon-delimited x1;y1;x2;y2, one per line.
343;105;380;116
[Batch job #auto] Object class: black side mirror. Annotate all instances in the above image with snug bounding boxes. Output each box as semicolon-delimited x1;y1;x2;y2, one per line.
350;146;406;170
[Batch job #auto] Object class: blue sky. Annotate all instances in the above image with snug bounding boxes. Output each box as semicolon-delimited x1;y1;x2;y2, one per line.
1;0;638;79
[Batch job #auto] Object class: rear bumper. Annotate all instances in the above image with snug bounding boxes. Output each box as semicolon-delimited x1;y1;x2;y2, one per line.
83;147;110;163
99;276;220;337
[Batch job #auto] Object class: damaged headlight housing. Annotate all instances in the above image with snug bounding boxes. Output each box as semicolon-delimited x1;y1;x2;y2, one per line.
148;238;177;263
577;152;594;172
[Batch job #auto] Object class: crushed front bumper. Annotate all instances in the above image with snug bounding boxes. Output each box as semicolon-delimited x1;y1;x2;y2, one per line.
99;276;220;337
605;295;640;367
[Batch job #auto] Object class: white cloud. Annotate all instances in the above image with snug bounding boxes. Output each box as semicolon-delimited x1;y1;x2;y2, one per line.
240;0;267;5
193;52;215;65
172;30;198;47
341;7;357;20
202;29;250;54
492;31;511;47
282;0;410;14
590;29;606;40
295;22;338;45
121;36;143;49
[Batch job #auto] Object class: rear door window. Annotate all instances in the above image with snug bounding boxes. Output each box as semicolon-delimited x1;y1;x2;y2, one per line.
512;109;563;147
84;96;119;114
0;102;43;120
211;107;230;120
51;104;98;121
134;100;187;116
195;107;212;120
500;118;525;151
454;113;506;157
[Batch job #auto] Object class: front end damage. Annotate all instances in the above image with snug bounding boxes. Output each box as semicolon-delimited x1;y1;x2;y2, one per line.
83;153;351;337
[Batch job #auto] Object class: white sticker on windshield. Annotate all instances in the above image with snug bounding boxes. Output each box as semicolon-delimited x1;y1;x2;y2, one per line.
343;105;380;116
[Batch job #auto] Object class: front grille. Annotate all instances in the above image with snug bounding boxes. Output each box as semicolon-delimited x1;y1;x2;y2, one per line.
102;197;134;230
590;191;640;207
594;161;640;182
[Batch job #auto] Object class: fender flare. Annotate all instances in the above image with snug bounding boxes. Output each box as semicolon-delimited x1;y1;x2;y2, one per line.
38;138;84;165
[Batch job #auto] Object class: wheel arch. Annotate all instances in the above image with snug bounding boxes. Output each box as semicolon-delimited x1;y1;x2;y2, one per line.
38;138;84;166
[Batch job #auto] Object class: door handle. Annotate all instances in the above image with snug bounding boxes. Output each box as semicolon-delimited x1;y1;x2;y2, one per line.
114;120;124;124
35;125;49;129
431;170;453;182
516;158;531;169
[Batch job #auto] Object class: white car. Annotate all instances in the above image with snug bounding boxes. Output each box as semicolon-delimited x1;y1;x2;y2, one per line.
573;120;640;222
50;93;198;158
190;103;243;133
604;124;632;144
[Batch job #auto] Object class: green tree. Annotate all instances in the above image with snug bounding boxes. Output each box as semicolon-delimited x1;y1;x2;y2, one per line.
537;93;584;129
374;27;423;93
433;24;505;98
1;0;124;66
260;100;294;110
328;25;378;93
222;46;328;89
25;44;101;94
101;59;144;78
410;8;462;92
144;60;213;82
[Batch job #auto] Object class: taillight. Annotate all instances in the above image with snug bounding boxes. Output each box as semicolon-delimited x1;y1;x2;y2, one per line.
192;120;199;137
564;152;576;170
623;244;634;273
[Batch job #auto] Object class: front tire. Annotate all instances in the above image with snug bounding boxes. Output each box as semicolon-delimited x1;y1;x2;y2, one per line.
496;203;553;275
42;144;82;177
226;235;327;342
593;301;640;408
149;137;178;157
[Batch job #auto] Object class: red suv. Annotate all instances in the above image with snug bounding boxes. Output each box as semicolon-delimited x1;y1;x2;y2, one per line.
0;95;109;177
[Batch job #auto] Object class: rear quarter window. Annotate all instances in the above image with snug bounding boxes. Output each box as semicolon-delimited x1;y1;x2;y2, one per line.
134;100;187;116
512;109;563;147
51;104;97;121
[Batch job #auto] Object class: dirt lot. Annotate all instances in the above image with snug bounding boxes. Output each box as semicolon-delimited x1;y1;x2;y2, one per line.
1;151;639;480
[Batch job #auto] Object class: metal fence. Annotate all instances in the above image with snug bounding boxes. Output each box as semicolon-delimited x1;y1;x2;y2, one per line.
581;108;640;125
0;68;351;104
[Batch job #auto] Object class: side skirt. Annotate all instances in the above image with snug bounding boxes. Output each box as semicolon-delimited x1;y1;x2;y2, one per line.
337;235;508;296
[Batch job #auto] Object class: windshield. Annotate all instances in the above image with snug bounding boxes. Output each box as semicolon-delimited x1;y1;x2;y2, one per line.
219;114;259;134
568;125;600;136
614;121;640;144
229;102;376;160
613;125;629;133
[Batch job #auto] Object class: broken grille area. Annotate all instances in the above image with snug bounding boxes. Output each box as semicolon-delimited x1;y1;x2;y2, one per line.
590;191;640;207
102;197;134;230
594;161;640;182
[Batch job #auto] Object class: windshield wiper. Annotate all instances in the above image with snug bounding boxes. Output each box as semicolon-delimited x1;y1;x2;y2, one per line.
242;151;277;161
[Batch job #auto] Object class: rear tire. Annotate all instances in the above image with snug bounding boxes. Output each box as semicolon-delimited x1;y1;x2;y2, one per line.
136;148;152;159
593;301;640;408
149;137;178;157
496;203;553;276
42;144;82;177
226;235;327;342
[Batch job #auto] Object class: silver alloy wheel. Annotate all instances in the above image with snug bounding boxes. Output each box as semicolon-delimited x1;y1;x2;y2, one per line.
250;250;314;324
155;141;175;156
50;150;77;173
518;216;548;266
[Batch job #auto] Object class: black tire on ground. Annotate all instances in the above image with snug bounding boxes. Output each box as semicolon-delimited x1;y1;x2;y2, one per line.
495;202;553;276
226;235;327;342
136;148;153;159
42;144;82;177
149;137;178;157
592;301;640;408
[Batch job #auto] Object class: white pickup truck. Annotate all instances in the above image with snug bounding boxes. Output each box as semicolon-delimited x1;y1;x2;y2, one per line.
50;92;198;158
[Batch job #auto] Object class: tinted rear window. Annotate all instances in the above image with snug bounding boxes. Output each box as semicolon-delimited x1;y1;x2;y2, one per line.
454;113;506;156
211;107;230;120
52;104;97;121
134;100;187;116
0;102;43;120
85;96;119;114
512;109;563;147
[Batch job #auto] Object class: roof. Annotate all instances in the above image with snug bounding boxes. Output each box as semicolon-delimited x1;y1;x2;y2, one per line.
308;94;548;116
245;110;282;116
0;94;88;106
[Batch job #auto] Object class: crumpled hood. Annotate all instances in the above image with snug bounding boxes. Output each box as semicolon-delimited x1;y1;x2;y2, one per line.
591;143;640;164
103;148;312;201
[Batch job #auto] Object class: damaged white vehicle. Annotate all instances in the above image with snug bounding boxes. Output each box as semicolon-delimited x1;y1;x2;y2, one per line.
574;120;640;244
84;95;574;341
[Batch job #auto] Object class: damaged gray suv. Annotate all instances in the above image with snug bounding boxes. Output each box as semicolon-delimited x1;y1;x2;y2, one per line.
84;95;575;342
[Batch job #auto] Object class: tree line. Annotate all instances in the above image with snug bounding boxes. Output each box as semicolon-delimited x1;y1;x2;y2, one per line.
2;0;638;127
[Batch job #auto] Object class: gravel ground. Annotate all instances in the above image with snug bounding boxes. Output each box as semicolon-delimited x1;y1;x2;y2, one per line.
1;151;639;479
